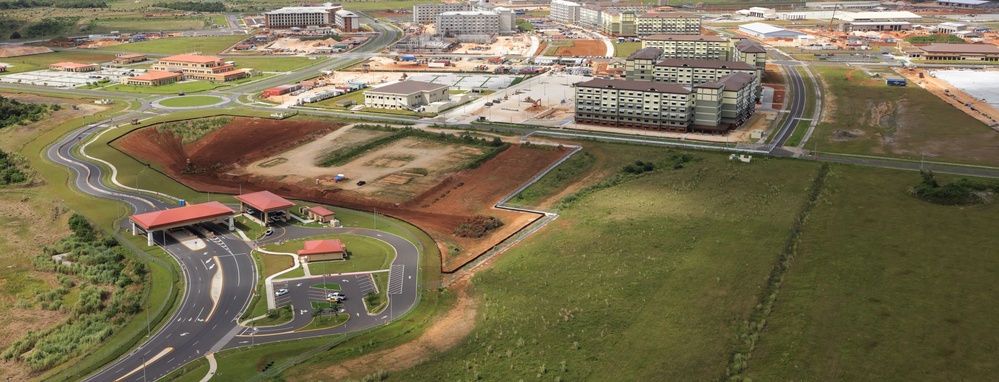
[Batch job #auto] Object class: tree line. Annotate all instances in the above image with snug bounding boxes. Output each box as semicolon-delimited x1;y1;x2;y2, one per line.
0;95;53;128
153;1;225;12
0;149;29;185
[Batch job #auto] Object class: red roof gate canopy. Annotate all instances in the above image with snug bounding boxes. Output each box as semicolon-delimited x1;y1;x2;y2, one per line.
129;201;236;231
234;191;295;212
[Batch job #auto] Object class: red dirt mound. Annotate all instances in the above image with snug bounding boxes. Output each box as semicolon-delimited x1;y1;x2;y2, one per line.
116;119;572;273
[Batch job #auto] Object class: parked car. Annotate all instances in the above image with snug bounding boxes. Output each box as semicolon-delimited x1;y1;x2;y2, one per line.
275;289;288;296
356;180;366;186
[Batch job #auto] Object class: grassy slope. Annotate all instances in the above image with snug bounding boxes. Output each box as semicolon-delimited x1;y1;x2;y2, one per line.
395;150;819;381
0;51;118;74
812;66;999;166
750;166;999;381
613;42;641;58
101;35;246;55
158;96;221;107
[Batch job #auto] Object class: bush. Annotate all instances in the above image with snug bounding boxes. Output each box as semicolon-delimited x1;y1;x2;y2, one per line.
911;170;997;206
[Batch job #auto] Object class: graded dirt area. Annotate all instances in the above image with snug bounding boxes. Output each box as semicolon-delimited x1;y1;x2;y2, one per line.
554;39;605;57
896;68;999;130
0;46;54;58
116;118;572;272
246;126;489;203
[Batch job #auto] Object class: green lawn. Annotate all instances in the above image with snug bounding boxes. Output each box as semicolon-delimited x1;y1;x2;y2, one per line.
260;235;395;275
87;16;213;33
254;305;294;326
234;56;326;72
311;90;365;109
613;42;642;58
102;35;246;55
796;66;817;119
158;95;223;107
749;166;999;381
785;120;810;147
258;252;295;279
0;51;117;74
812;66;999;166
310;283;341;290
301;307;348;330
103;81;225;94
392;147;821;381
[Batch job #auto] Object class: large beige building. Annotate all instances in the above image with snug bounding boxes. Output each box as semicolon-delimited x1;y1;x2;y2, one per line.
413;2;473;23
624;47;662;81
150;54;250;82
437;10;514;36
919;43;999;61
574;75;756;133
550;0;581;24
574;79;694;132
635;13;701;37
653;58;760;89
642;34;730;60
365;80;450;110
264;4;340;28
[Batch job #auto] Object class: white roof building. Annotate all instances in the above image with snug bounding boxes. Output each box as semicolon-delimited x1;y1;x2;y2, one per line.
738;22;806;38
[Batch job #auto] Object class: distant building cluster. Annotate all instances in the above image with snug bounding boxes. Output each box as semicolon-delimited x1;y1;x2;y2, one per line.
574;35;768;134
264;2;360;32
119;54;251;86
414;1;517;36
549;1;700;37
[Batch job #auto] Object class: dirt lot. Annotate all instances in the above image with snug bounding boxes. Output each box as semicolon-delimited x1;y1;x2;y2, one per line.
453;35;533;56
0;46;54;58
554;39;605;57
116;118;571;272
766;84;786;110
897;68;999;130
365;56;485;72
246;126;487;203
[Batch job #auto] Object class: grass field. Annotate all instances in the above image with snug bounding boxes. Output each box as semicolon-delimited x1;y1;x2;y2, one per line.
263;234;396;275
312;90;366;109
0;51;117;74
797;66;817;118
613;42;642;58
749;166;999;381
812;66;999;166
785;120;810;147
391;146;821;381
87;16;213;33
158;95;223;107
101;35;246;55
103;81;225;94
235;56;326;72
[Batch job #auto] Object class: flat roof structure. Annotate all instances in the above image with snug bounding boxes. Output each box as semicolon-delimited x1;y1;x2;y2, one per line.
130;201;236;231
627;47;663;60
128;71;181;81
266;5;337;14
116;53;146;59
837;11;921;21
638;12;698;18
644;34;726;42
368;80;449;95
298;239;346;256
160;54;224;64
655;58;757;70
738;22;806;38
921;43;999;54
576;78;691;94
50;62;96;69
938;0;993;5
235;191;295;212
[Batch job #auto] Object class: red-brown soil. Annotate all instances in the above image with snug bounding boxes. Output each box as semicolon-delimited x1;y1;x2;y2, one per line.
115;117;571;272
766;84;786;109
555;40;606;57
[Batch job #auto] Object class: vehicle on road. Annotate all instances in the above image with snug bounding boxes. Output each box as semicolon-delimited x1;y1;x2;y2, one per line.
328;292;345;302
356;180;366;186
275;289;288;296
265;228;274;236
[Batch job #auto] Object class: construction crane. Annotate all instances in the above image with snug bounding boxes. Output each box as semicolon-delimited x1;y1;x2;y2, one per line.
828;5;839;31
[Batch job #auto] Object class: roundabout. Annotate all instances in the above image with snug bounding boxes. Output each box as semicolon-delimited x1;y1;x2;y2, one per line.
155;94;230;109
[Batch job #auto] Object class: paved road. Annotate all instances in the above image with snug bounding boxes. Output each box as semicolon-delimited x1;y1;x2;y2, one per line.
35;18;421;382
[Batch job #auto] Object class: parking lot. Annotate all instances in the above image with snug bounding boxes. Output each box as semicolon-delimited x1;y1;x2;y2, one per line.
248;272;379;334
0;67;148;88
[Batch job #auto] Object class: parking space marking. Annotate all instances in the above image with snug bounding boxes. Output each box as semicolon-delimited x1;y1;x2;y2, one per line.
388;265;404;295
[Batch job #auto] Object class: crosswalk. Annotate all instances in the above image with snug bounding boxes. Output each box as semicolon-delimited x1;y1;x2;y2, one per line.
388;265;404;295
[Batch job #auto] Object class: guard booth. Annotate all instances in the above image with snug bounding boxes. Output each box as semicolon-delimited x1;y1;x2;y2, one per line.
129;201;236;246
234;190;295;226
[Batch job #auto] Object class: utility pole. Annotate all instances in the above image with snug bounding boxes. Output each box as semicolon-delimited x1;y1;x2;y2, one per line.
142;356;147;381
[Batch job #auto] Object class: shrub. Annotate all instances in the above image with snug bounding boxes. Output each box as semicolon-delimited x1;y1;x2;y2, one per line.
911;170;997;206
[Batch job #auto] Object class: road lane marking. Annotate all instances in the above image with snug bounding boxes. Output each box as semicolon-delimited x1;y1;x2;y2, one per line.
114;347;173;382
204;256;223;322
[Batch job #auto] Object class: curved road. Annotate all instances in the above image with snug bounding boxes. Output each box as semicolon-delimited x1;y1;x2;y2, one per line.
38;17;419;382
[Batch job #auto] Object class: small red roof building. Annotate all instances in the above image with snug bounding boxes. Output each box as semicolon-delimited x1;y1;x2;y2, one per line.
306;206;335;217
297;239;346;256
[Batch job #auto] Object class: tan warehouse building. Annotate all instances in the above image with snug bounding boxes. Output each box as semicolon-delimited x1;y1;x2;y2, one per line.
151;54;250;82
364;80;450;110
124;71;182;86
